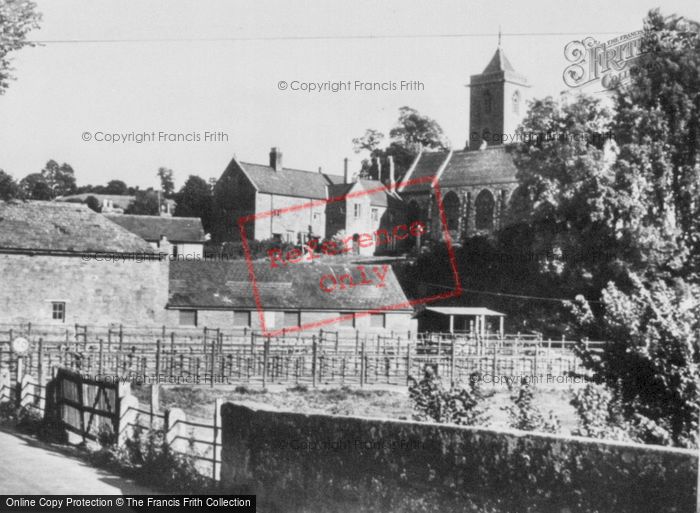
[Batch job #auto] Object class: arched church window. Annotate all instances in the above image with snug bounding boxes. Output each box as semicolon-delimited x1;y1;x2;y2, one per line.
512;91;520;114
483;91;493;113
442;192;460;233
475;189;495;230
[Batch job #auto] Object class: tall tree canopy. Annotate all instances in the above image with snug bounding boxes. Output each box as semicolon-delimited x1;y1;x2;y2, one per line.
157;167;175;197
174;175;213;232
353;106;449;182
0;0;41;94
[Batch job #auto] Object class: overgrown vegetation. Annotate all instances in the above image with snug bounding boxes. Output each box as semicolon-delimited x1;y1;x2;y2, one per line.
408;366;489;426
89;422;216;493
504;379;560;434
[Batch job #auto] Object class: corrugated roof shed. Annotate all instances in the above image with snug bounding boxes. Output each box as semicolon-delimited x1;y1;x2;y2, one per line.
0;200;154;254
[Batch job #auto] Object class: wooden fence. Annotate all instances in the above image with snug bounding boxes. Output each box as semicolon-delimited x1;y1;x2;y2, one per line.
0;323;604;389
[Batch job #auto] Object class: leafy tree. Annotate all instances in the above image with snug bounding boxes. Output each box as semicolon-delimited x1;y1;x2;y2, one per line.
103;179;128;195
40;160;77;197
353;106;450;182
0;0;41;95
0;168;20;199
611;10;700;278
174;175;213;231
85;195;101;212
19;172;51;199
125;190;159;215
572;275;699;448
157;167;175;197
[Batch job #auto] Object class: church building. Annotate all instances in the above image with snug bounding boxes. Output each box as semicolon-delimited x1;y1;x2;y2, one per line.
399;44;530;242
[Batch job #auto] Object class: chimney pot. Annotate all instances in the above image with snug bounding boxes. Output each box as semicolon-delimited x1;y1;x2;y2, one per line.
375;157;382;182
269;147;283;171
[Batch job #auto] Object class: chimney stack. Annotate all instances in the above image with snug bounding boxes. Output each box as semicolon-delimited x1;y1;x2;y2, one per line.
375;157;382;182
388;156;396;189
343;158;349;183
269;147;283;171
318;166;323;174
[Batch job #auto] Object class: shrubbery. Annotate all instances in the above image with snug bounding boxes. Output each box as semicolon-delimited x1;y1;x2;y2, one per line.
408;366;489;426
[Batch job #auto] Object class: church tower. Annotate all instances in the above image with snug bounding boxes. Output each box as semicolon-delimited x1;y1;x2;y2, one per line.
468;42;530;150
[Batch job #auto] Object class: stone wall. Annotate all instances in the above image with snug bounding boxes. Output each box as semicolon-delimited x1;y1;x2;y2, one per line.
0;252;169;325
220;402;698;513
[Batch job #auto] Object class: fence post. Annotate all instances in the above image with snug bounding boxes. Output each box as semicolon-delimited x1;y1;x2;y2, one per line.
209;336;217;389
406;343;411;385
450;343;456;389
213;397;223;481
37;338;44;388
117;384;139;447
149;384;160;428
164;407;186;452
98;338;104;376
155;339;162;380
263;336;270;388
359;339;366;388
311;335;317;388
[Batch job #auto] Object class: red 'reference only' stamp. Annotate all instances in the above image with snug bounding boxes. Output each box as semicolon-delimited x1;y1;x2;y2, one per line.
237;176;461;336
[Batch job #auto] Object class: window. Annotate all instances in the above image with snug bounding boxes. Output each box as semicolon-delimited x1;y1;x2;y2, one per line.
52;302;65;322
285;231;295;243
371;208;379;222
179;310;197;326
233;311;251;326
475;189;495;230
284;311;300;327
172;244;178;258
369;313;385;328
339;313;355;328
512;91;520;114
353;204;361;219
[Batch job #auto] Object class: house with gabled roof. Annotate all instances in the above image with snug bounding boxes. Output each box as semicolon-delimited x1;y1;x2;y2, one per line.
104;214;207;259
213;147;404;250
0;200;169;325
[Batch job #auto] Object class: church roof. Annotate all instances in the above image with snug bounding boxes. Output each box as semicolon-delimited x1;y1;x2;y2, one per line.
439;147;518;187
482;47;515;74
400;146;518;193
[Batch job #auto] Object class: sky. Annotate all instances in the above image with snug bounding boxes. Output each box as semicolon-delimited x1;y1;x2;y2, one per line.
0;0;698;190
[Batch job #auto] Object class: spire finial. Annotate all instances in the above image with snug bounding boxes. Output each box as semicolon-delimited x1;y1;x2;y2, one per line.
498;26;502;48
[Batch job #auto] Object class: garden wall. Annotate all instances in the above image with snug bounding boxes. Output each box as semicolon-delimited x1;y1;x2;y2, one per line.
220;402;698;513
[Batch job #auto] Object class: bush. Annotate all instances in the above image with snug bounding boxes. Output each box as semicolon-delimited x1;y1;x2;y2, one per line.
408;366;489;426
504;379;560;434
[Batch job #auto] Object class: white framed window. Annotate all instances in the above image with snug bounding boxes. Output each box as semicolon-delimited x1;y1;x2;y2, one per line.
354;204;361;218
52;302;66;322
371;208;379;222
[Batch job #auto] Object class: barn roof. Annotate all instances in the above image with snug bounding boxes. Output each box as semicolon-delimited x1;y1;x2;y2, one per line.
168;260;412;312
0;200;154;254
104;214;206;243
